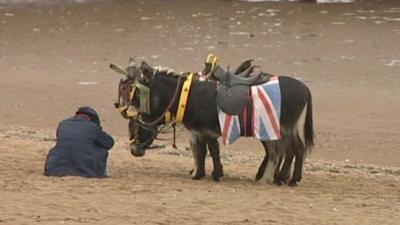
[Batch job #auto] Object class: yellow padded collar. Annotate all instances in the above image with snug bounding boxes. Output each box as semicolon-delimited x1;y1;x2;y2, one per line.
175;73;194;123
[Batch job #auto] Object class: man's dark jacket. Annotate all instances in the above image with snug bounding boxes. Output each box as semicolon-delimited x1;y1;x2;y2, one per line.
44;116;114;178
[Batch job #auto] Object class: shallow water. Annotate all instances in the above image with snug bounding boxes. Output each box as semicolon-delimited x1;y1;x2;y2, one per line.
0;0;104;5
0;0;360;5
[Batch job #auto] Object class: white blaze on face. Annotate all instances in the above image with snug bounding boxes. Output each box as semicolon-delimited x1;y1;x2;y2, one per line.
119;95;126;108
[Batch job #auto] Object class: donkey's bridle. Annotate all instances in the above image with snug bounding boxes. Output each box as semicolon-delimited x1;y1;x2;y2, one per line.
138;76;184;126
127;75;185;147
116;78;136;116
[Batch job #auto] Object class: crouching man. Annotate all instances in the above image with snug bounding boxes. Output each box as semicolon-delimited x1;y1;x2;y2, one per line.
44;106;114;178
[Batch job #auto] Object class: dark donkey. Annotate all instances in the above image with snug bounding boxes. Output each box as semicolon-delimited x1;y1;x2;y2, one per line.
111;60;314;186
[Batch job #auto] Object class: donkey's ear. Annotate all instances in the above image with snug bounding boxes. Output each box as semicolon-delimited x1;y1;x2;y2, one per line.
234;59;253;75
140;61;153;82
129;58;136;66
109;63;128;76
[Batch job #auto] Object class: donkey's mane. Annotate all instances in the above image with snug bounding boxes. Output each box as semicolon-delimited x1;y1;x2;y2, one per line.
153;65;181;78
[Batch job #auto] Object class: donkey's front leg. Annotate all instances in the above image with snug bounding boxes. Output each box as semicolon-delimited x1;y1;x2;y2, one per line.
207;138;224;182
189;135;207;180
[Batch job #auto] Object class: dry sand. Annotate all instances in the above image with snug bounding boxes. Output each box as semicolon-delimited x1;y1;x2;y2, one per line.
0;0;399;224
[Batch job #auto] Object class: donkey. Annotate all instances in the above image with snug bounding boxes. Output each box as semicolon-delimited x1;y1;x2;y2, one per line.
201;59;314;185
111;60;314;186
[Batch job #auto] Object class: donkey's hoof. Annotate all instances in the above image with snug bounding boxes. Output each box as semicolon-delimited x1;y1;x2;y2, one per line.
190;169;205;180
212;176;220;182
288;180;298;187
255;173;263;181
274;175;289;186
192;174;205;180
276;174;290;184
212;175;222;182
212;171;224;182
274;179;283;186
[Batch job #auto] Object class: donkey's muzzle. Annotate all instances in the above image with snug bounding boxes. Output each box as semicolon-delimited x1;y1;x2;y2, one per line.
130;144;146;157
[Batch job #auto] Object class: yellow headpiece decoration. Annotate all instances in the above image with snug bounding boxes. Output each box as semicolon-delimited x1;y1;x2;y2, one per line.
206;53;219;72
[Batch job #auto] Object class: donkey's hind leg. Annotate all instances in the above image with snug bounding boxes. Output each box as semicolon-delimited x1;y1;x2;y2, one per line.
276;153;293;185
256;153;283;182
256;154;268;181
207;138;224;182
288;132;306;186
275;132;295;185
258;141;280;184
189;135;207;180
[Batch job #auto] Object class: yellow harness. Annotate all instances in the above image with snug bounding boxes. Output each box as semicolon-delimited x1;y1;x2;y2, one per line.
164;73;194;124
206;53;219;73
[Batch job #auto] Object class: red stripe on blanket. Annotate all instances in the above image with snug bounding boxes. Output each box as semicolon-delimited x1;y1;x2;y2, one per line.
222;114;232;143
257;88;281;138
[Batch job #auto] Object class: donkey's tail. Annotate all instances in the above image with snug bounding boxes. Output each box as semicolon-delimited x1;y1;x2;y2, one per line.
304;90;314;152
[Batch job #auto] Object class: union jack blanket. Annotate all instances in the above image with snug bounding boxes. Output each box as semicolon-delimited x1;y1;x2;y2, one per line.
218;76;281;145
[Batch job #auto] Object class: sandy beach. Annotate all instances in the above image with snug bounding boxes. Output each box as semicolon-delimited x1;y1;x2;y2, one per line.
0;0;399;224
